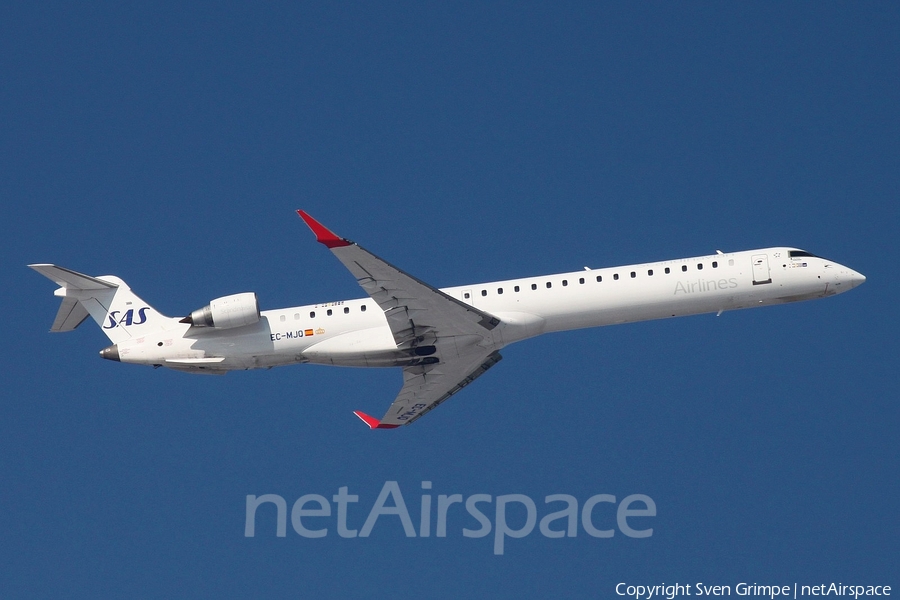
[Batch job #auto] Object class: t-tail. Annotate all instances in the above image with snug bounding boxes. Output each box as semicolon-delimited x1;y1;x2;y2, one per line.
28;264;176;345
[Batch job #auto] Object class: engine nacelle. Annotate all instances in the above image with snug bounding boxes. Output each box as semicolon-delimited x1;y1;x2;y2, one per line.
181;292;260;329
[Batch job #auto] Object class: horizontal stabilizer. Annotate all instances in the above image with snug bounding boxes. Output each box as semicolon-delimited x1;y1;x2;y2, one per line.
28;264;117;290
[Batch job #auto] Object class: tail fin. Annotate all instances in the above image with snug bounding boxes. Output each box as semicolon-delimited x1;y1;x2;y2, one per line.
29;264;174;344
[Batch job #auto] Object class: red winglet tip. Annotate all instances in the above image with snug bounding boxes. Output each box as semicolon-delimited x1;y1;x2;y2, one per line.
353;411;400;429
297;210;351;248
353;410;381;429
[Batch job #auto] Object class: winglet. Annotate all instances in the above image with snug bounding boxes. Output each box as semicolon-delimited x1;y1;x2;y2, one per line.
353;410;400;429
297;210;352;248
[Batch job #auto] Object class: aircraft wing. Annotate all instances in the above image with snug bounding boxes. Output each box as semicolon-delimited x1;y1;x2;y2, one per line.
297;210;500;349
347;246;499;346
354;350;502;428
298;210;504;427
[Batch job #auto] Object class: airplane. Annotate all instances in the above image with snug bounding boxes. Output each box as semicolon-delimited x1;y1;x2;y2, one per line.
30;211;866;429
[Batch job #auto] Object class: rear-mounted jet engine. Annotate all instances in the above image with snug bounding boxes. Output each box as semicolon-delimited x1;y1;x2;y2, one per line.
180;292;260;329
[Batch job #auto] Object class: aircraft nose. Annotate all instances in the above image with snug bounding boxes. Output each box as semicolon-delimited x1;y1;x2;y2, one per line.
848;269;866;289
99;344;120;362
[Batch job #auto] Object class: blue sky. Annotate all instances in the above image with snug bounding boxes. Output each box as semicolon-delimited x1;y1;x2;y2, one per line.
1;3;896;598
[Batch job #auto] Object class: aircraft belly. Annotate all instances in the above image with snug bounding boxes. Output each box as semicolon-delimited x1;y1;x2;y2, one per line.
301;327;399;366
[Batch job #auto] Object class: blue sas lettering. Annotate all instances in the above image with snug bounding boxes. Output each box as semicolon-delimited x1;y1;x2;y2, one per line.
103;308;150;329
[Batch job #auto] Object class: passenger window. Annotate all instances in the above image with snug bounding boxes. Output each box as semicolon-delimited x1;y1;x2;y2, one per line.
294;313;299;320
613;274;619;280
712;261;718;268
344;307;349;314
327;309;332;316
698;263;703;270
280;315;285;322
648;269;653;276
630;271;636;278
497;288;503;294
531;283;537;290
546;282;552;288
562;280;568;286
728;259;734;266
596;275;602;282
682;265;687;272
310;311;316;318
514;286;520;292
665;267;670;274
361;305;367;312
579;277;585;284
464;292;470;299
481;290;487;296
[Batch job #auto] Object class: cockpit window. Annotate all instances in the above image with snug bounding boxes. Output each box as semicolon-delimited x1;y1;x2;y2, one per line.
789;250;818;259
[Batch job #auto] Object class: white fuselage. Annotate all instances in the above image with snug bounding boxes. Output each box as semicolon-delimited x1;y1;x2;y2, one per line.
113;247;864;373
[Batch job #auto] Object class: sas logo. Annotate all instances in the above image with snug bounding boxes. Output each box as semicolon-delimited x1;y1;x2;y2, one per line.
104;308;150;329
